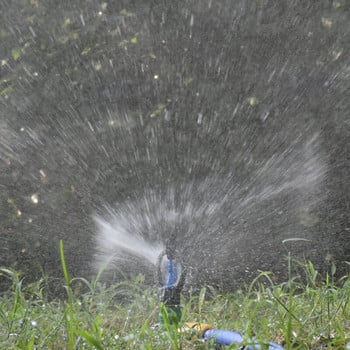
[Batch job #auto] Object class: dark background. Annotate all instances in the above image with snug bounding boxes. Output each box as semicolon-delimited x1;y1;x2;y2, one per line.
0;0;349;294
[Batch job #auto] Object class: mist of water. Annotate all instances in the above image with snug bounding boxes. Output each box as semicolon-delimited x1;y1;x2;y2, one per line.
0;1;349;292
94;133;326;289
94;213;164;269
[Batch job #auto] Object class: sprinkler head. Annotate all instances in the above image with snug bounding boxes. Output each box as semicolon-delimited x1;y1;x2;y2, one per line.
157;250;187;325
157;252;185;292
165;244;175;260
165;231;177;260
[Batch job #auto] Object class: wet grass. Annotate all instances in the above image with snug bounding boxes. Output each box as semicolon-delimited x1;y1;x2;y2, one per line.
0;244;349;349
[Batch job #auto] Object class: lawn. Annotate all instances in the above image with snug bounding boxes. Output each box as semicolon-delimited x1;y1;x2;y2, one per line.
0;244;349;349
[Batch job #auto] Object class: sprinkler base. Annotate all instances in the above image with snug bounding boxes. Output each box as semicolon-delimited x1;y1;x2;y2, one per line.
159;304;182;325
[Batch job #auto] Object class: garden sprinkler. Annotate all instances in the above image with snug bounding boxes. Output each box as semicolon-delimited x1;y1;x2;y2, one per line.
157;234;186;325
156;235;285;349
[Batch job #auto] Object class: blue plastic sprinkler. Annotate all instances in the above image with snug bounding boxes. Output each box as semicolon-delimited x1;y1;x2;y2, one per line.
157;240;186;325
157;239;285;349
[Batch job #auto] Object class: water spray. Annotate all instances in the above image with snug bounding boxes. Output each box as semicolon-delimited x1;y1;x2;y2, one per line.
157;235;285;349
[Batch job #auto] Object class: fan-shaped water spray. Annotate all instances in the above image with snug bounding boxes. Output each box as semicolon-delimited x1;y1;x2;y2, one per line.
94;132;326;289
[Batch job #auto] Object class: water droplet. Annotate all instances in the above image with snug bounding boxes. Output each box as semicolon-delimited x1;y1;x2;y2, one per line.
94;62;102;71
80;14;85;26
29;26;36;37
190;14;194;26
247;97;258;106
31;194;39;204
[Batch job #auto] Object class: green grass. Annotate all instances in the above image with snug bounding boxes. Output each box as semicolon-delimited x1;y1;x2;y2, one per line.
0;244;349;349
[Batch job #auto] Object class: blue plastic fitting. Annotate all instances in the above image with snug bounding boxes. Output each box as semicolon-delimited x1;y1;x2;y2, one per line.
159;257;183;325
203;329;243;345
203;329;285;349
164;259;179;288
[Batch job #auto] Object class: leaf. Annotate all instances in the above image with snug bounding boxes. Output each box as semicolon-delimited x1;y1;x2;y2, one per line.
0;85;13;96
321;17;332;28
76;328;103;350
120;9;135;17
150;103;166;118
299;210;319;227
63;18;71;27
81;47;91;55
11;48;21;61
